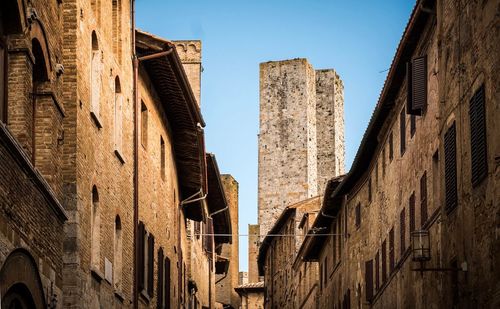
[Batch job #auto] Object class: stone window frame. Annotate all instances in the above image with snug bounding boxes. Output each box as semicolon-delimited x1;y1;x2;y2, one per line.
114;76;124;162
113;215;123;292
90;31;103;129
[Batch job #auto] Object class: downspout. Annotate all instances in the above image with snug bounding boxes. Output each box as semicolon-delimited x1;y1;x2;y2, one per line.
131;0;138;308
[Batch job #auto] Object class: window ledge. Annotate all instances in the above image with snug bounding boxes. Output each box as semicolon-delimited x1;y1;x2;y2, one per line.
114;290;125;303
114;149;125;164
90;267;104;283
90;111;103;129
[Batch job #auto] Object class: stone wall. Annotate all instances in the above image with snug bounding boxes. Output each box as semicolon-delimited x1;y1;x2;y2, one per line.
258;58;345;237
248;224;260;283
174;40;202;106
216;175;241;308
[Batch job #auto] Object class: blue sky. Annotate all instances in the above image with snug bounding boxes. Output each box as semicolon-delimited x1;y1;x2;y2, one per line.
136;0;415;272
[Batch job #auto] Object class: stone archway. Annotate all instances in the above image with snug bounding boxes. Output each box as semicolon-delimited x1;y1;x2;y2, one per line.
0;249;46;309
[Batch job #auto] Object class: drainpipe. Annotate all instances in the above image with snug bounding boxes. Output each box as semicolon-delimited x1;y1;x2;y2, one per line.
131;0;138;308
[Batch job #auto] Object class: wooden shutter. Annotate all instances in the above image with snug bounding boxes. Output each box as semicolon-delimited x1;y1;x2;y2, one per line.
157;249;164;309
407;56;427;115
365;260;374;302
195;221;200;239
389;228;395;273
409;193;415;232
444;123;457;211
165;257;171;309
381;240;387;283
138;222;145;292
469;85;487;187
400;208;406;255
147;233;155;297
400;108;406;156
375;251;380;291
420;172;428;226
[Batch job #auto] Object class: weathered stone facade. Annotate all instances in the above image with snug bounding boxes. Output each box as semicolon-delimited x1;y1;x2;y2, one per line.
216;175;240;308
258;59;344;237
0;1;236;308
301;0;500;308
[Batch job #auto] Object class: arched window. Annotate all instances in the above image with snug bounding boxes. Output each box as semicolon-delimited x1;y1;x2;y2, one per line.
114;215;122;290
114;76;123;155
112;0;122;62
90;31;102;126
91;185;100;270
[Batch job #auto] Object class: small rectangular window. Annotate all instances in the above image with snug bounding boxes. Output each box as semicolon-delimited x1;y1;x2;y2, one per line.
410;114;416;137
137;222;145;292
469;85;487;187
389;131;394;162
368;178;372;202
355;203;361;229
420;172;428;226
141;101;148;148
157;248;164;306
165;257;171;309
409;192;415;232
147;233;155;297
365;260;374;302
400;208;406;256
161;136;165;180
389;227;395;273
375;251;380;291
444;123;457;212
381;240;387;283
400;107;406;156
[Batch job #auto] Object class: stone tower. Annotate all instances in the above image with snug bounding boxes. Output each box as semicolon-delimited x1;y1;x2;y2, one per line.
257;58;344;236
174;40;202;105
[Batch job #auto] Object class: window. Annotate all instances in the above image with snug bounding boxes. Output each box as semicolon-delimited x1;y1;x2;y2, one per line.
410;114;416;137
469;85;487;187
400;208;406;256
138;222;145;292
409;192;415;233
389;227;395;273
365;260;373;302
157;248;164;307
381;240;387;283
91;186;100;270
444;123;457;212
389;131;394;162
165;257;171;309
375;251;380;291
91;32;101;125
114;77;123;156
114;216;122;290
112;0;122;62
382;147;386;177
400;107;406;156
355;203;361;229
141;101;148;148
161;136;165;180
323;256;328;286
420;172;428;226
368;177;372;202
147;233;155;297
406;56;427;115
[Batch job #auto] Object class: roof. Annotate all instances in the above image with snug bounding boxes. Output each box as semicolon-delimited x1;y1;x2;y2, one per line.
206;153;232;244
257;196;321;275
234;281;265;295
302;0;435;260
136;29;207;221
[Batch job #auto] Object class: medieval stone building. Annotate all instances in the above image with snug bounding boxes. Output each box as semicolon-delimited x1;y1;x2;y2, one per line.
298;0;499;308
0;0;236;308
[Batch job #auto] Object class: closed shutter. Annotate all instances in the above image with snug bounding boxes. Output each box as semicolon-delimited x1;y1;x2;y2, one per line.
409;193;415;232
444;123;457;211
400;108;406;156
407;56;427;115
365;260;374;302
389;228;395;273
165;257;171;309
400;208;406;256
420;172;428;226
381;240;387;283
148;234;155;297
469;85;487;187
138;222;145;292
157;248;164;309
